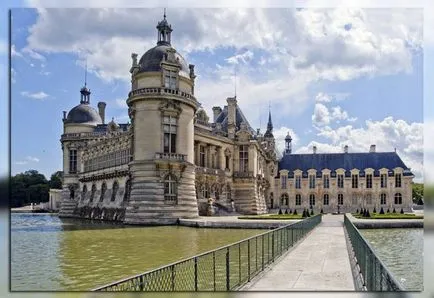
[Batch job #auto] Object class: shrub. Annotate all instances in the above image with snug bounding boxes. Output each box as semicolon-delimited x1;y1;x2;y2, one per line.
307;209;311;217
289;208;292;214
379;207;385;214
278;208;282;215
363;209;367;217
373;207;376;213
320;208;323;214
293;209;297;215
393;208;396;213
356;208;359;213
310;209;314;216
285;209;288;214
366;210;371;218
360;208;364;215
400;208;404;214
387;208;390;213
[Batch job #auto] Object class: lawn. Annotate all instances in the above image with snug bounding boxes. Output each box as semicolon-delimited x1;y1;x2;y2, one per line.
351;213;424;220
238;214;304;220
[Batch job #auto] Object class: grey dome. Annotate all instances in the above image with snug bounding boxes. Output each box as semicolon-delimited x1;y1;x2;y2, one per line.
65;104;102;125
138;45;190;78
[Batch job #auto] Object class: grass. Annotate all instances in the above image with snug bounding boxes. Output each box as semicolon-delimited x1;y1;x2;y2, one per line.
351;213;424;220
238;214;304;220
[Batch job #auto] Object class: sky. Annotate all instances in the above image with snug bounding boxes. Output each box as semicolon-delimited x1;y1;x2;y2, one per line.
1;1;434;185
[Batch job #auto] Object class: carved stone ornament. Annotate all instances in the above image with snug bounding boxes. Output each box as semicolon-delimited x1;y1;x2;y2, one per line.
159;99;183;116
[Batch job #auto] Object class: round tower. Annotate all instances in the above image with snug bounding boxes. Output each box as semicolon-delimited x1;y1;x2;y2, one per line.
124;11;200;224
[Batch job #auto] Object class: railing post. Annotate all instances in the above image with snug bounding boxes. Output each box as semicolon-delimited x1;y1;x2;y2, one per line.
139;275;144;291
255;237;258;272
171;265;175;291
238;243;241;284
262;234;265;270
226;247;230;291
272;232;275;262
213;251;216;291
194;257;198;291
248;239;251;281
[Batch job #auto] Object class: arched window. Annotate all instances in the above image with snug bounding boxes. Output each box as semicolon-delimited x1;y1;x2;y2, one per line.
81;185;87;201
295;194;301;205
100;182;107;202
164;174;177;204
309;194;315;206
380;193;387;205
123;179;131;202
280;193;289;206
338;194;344;205
90;184;96;202
111;181;119;202
394;193;402;205
323;194;329;205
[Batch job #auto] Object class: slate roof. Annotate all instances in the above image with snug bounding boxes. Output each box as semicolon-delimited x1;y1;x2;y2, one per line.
94;123;129;133
278;152;413;178
65;103;102;125
214;105;256;135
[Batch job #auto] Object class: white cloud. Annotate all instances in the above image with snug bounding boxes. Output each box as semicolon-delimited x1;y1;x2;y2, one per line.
26;156;40;162
22;47;46;61
114;98;127;109
11;44;23;58
315;92;350;102
312;103;330;126
274;126;300;154
315;92;332;102
15;156;40;165
225;50;254;65
20;91;49;100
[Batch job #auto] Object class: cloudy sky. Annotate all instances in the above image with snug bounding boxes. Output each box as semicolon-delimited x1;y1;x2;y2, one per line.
2;1;433;184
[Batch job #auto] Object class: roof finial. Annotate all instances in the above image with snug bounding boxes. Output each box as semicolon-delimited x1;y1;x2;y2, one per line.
163;8;166;19
84;58;87;87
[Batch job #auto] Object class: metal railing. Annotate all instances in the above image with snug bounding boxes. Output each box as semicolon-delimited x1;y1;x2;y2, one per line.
93;214;322;291
343;214;404;291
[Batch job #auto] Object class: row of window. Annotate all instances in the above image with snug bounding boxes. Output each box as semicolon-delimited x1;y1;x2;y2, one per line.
83;149;132;172
281;173;402;189
81;180;130;203
196;145;247;172
279;193;403;206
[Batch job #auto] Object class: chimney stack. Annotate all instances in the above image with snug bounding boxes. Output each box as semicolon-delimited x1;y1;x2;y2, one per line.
313;145;317;154
62;111;67;120
227;97;237;139
97;101;107;124
344;145;348;153
370;144;376;153
212;106;222;123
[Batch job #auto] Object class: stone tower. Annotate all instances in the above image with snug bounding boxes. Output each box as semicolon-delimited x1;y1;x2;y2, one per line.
124;12;200;224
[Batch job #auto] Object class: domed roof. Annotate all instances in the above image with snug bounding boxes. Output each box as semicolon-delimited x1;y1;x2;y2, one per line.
65;103;102;125
137;44;190;78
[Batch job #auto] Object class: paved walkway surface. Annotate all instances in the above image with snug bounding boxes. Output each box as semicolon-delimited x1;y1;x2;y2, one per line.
179;216;300;229
347;213;423;228
243;214;355;291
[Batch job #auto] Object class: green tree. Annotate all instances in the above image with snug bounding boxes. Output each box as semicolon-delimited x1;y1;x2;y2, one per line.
49;171;63;189
10;170;49;208
412;183;424;204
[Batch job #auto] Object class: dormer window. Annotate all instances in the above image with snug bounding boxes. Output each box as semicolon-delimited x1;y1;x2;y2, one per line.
164;70;177;89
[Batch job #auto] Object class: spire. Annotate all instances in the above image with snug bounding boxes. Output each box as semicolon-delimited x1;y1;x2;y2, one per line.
284;132;292;155
80;59;91;104
264;103;273;138
156;8;173;46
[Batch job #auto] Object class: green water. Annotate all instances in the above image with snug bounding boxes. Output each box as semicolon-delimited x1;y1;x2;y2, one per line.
360;228;423;291
11;213;264;291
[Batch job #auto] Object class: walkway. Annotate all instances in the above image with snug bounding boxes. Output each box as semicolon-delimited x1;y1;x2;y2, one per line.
243;214;355;291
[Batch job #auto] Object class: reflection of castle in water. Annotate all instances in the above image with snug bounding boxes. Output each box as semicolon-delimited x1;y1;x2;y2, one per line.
58;12;414;225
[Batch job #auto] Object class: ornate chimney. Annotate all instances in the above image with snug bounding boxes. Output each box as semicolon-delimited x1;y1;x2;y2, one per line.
97;101;107;124
370;144;376;153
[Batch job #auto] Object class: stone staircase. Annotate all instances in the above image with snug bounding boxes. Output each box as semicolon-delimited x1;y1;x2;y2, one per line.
58;199;78;218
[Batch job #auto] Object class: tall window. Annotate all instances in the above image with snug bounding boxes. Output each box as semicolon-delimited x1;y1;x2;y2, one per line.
164;174;177;204
394;193;402;204
338;194;344;205
380;193;387;205
123;179;131;202
366;174;372;189
309;194;315;206
239;145;249;172
111;181;119;202
381;174;387;188
69;149;77;174
323;194;329;205
163;116;177;153
281;175;287;189
352;174;358;188
199;146;205;167
81;185;87;201
323;174;330;189
337;174;344;188
164;70;177;89
90;184;96;202
100;182;107;202
281;193;289;206
309;174;316;189
225;155;230;170
295;194;301;205
395;174;402;188
295;175;301;189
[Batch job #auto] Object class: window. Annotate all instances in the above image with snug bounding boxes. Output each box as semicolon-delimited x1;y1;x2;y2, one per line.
239;145;249;172
352;174;358;188
199;146;205;167
225;155;230;170
309;174;316;189
309;194;315;206
90;184;96;202
163;116;177;153
281;193;289;206
123;179;131;202
323;174;330;189
337;174;344;188
281;175;287;189
295;194;301;205
100;182;107;202
366;174;372;189
164;174;177;204
394;193;402;205
366;194;372;205
381;174;387;188
164;70;177;89
395;173;402;188
338;194;344;205
323;194;329;205
380;193;387;205
111;181;119;202
295;175;301;189
69;149;77;174
81;185;87;201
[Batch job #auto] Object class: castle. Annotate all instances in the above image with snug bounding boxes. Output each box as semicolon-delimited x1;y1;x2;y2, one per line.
58;13;414;224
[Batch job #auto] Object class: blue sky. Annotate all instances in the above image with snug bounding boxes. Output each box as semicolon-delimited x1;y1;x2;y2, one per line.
1;2;433;185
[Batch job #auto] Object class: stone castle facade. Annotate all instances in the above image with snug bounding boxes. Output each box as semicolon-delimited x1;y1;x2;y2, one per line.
58;14;414;224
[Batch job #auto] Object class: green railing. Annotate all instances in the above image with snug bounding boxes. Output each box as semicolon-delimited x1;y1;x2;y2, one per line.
343;214;404;291
93;214;322;291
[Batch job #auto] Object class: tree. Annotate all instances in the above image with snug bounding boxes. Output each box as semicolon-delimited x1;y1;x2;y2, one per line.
10;169;49;207
278;208;282;215
379;207;385;214
49;171;63;189
412;183;424;204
